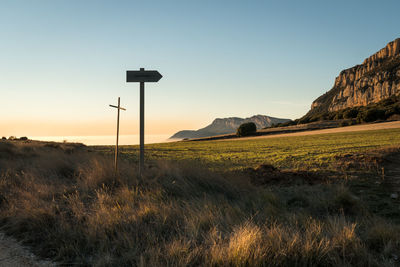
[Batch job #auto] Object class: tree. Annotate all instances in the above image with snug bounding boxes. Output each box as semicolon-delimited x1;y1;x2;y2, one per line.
236;122;257;137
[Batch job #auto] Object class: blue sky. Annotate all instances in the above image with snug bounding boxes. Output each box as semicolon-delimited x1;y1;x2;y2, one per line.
1;0;399;136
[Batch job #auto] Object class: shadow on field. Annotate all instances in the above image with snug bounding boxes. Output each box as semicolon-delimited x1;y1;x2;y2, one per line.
243;164;328;186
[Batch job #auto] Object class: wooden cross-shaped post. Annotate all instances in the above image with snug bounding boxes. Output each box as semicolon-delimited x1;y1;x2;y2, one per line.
109;97;126;175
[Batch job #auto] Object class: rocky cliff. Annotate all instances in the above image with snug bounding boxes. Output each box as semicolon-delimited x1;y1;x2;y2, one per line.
308;38;400;116
170;115;290;139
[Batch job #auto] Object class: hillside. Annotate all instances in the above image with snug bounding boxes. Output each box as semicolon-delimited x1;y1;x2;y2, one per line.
304;38;400;119
170;115;290;139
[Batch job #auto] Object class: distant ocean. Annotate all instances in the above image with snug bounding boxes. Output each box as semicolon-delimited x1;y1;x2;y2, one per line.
30;135;176;146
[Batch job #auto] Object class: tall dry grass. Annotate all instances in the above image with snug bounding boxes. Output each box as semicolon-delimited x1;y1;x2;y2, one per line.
0;140;399;266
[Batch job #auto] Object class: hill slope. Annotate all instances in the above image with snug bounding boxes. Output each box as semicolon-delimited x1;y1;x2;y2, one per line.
304;38;400;119
170;115;290;139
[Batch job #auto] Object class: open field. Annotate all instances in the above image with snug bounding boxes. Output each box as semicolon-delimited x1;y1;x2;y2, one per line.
0;129;399;266
95;127;400;171
241;120;400;140
184;120;400;142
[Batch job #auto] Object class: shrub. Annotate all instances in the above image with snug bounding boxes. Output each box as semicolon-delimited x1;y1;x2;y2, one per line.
364;108;385;122
344;108;359;119
388;114;400;121
384;105;400;118
380;96;396;106
19;136;28;141
281;120;295;127
1;137;6;140
334;112;343;120
298;117;310;124
356;114;364;123
8;136;16;140
327;112;336;120
349;120;357;126
340;121;349;127
307;113;323;122
236;122;257;137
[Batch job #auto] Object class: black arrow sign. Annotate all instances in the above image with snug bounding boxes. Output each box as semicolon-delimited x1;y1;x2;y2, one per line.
126;70;162;83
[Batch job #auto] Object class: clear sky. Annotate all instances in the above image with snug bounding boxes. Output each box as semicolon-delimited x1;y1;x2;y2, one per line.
1;0;399;137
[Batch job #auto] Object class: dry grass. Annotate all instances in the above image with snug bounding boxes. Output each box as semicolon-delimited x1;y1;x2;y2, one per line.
0;140;399;266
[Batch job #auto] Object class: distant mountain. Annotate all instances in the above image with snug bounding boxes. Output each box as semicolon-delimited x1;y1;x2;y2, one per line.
170;115;291;139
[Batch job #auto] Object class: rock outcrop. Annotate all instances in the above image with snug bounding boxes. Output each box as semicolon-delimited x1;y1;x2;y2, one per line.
170;115;290;139
309;38;400;115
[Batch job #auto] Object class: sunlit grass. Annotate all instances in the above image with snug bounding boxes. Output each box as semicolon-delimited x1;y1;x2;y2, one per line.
95;128;400;171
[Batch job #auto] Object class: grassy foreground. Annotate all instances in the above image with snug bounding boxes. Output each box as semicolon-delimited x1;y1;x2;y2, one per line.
0;129;399;266
97;128;400;171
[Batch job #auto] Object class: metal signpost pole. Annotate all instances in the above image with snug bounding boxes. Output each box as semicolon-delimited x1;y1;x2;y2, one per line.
139;71;145;177
126;68;162;178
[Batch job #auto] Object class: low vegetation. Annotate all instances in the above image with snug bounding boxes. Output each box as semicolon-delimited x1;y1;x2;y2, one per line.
298;95;400;124
272;94;400;127
0;130;399;265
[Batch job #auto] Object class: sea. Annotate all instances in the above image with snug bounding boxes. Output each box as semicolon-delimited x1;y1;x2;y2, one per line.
30;135;177;146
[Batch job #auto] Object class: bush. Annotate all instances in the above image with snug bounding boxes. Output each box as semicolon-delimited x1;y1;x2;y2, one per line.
381;96;396;106
8;136;16;140
356;112;364;123
308;114;323;122
327;112;336;120
384;105;400;118
298;117;310;124
364;108;385;122
281;120;295;127
1;137;6;140
388;114;400;121
19;137;28;141
236;122;257;137
344;108;359;119
334;112;343;120
340;121;349;127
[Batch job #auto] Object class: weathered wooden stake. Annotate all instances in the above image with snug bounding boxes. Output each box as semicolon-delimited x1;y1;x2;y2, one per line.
109;97;126;175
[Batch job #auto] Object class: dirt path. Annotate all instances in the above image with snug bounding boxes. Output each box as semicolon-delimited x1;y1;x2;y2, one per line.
222;121;400;141
0;233;54;267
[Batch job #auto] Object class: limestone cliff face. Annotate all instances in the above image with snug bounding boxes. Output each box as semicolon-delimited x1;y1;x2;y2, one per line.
310;38;400;114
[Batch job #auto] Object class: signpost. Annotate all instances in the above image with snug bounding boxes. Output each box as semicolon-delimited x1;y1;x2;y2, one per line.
109;97;126;175
126;68;162;177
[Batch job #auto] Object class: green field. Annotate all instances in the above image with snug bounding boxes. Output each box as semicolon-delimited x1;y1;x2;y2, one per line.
95;128;400;171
